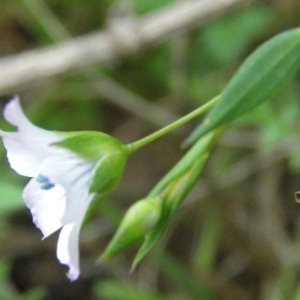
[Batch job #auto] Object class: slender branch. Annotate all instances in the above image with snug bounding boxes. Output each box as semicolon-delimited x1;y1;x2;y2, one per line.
127;96;219;152
0;0;252;94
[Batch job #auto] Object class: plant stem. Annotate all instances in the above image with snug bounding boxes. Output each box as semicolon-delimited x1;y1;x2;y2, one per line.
127;96;219;153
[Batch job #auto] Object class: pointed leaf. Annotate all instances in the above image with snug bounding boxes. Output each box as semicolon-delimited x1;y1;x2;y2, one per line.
187;28;300;145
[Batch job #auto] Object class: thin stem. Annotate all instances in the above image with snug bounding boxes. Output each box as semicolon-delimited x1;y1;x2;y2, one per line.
126;96;219;153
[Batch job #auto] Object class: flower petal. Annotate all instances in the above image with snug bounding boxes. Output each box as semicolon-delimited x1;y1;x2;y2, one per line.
56;193;94;281
56;221;81;281
38;154;94;223
0;98;63;177
1;135;48;177
3;96;57;142
23;178;66;238
4;95;32;128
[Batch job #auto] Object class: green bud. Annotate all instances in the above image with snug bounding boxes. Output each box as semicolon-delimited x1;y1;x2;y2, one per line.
56;131;129;193
100;197;161;261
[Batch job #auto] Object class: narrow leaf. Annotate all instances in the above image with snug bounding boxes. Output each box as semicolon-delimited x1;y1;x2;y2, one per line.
186;28;300;145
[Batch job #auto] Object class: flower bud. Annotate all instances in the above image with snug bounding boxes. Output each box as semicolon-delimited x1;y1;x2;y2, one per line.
100;197;161;261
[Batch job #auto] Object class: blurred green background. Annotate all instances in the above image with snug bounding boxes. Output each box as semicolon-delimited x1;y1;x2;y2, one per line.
0;0;300;299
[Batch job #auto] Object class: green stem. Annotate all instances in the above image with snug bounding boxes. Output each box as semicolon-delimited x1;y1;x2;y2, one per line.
127;96;219;153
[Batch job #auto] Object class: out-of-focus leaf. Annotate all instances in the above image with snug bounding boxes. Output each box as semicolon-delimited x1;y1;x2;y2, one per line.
133;0;174;14
23;288;46;300
160;254;217;300
0;181;23;215
193;205;223;275
0;261;10;279
202;4;274;66
93;280;174;300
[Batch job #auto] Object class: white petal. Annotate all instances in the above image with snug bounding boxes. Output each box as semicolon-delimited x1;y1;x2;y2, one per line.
23;178;66;238
22;146;94;234
2;135;48;177
4;96;32;127
56;193;94;281
23;155;95;280
1;97;102;281
39;155;94;223
3;96;58;142
0;97;64;177
56;221;81;281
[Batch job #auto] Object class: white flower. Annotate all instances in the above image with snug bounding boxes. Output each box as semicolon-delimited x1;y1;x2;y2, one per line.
0;96;127;281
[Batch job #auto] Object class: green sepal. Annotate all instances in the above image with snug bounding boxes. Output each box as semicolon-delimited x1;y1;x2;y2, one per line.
186;28;300;145
100;197;161;261
89;150;128;193
56;131;125;161
56;131;129;194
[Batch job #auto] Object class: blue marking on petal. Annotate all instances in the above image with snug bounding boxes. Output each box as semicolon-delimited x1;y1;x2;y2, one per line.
36;174;49;183
41;182;55;190
36;174;55;190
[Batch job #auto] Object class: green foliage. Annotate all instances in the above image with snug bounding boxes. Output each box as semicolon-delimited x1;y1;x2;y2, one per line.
1;0;300;299
57;131;126;160
187;28;300;144
160;255;218;300
22;288;46;300
193;204;223;274
188;5;274;104
202;4;274;66
33;85;102;131
0;181;23;216
0;181;24;217
132;0;174;14
132;130;221;269
255;88;300;170
93;280;174;300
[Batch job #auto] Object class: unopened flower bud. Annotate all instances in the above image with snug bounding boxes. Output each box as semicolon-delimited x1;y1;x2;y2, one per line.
100;197;161;260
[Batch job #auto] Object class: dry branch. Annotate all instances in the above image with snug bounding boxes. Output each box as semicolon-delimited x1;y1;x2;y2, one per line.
0;0;252;94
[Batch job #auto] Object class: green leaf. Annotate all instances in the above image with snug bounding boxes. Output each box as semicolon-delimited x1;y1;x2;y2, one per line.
187;28;300;145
